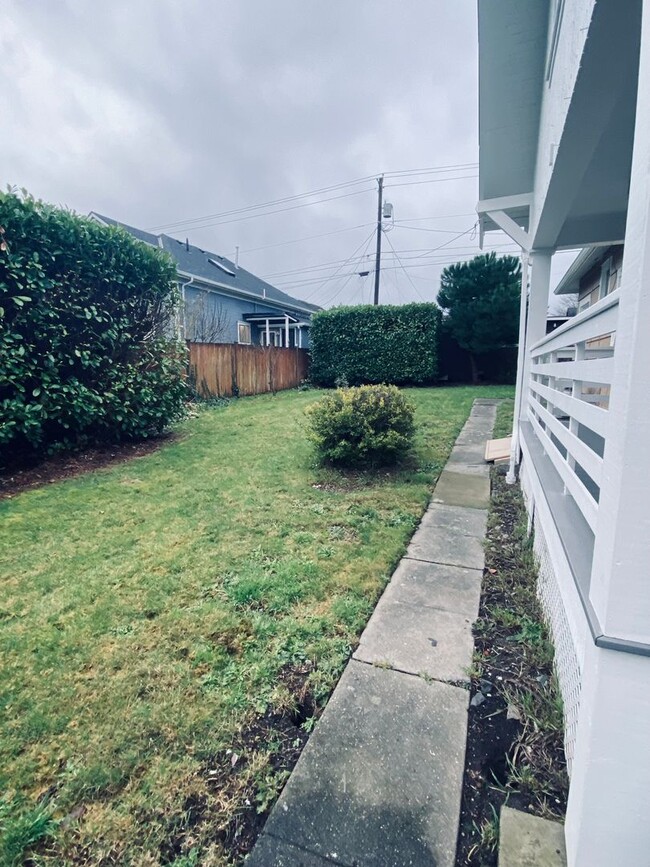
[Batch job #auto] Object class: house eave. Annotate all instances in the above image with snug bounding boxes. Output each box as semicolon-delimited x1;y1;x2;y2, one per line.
177;269;317;317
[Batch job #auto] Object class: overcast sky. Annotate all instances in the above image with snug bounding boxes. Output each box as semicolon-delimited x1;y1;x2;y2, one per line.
2;1;574;309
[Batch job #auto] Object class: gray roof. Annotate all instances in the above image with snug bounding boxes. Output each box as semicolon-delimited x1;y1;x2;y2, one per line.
89;212;320;315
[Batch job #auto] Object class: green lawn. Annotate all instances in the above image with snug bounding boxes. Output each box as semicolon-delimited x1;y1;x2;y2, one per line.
0;385;513;866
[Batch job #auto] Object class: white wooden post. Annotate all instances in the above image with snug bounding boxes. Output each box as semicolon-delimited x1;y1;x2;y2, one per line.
298;326;302;349
265;318;270;347
520;250;552;426
565;4;650;863
507;251;530;483
285;315;290;348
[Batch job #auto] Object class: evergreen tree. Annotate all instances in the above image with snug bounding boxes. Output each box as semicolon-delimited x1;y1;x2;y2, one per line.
437;252;521;383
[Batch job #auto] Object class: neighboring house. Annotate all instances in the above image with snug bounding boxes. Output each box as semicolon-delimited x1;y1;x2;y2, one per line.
477;2;649;865
89;213;320;348
554;244;624;313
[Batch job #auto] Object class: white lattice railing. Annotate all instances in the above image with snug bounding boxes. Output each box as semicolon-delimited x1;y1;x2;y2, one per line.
527;290;620;533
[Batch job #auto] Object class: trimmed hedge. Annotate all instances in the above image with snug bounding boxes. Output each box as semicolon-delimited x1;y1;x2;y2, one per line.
0;191;187;461
306;384;415;467
309;303;440;387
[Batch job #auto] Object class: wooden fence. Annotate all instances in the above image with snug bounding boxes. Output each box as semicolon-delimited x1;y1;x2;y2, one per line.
188;342;310;398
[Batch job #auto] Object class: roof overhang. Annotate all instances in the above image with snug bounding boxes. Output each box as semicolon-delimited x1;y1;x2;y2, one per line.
531;0;640;249
178;269;318;317
478;0;641;252
243;313;301;324
554;243;624;295
477;0;548;233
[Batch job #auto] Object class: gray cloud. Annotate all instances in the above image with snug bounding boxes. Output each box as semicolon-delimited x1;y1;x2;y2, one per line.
3;2;565;308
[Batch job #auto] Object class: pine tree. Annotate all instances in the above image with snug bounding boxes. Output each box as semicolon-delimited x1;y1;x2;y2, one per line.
437;252;521;383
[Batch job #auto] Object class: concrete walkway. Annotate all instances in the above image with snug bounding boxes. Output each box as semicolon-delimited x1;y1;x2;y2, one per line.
246;400;499;867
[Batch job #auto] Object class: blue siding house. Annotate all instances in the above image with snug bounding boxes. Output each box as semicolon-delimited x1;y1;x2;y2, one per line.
90;214;319;348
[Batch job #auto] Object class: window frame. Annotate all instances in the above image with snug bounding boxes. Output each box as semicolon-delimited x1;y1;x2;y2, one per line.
237;321;252;345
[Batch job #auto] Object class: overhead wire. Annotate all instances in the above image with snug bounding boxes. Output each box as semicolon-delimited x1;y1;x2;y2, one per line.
274;247;519;290
301;227;377;301
382;230;427;302
240;222;374;254
269;242;519;284
149;164;481;233
385;174;477;189
157;187;377;234
316;229;378;307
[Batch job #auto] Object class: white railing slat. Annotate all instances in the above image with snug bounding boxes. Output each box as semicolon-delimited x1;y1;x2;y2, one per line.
529;396;603;486
529;380;609;437
528;409;599;532
533;358;615;385
530;290;620;357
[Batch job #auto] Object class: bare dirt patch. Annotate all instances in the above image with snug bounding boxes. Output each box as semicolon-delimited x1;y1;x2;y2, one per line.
0;435;177;500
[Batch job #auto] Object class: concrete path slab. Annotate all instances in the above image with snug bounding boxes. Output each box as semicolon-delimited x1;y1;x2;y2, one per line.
247;399;499;867
407;521;485;570
353;598;474;681
380;559;482;618
419;502;487;539
245;835;341;866
446;443;491;476
430;469;490;509
260;662;468;867
499;807;567;867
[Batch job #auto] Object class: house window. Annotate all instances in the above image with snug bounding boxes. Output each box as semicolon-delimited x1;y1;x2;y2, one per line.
237;322;252;345
599;258;613;300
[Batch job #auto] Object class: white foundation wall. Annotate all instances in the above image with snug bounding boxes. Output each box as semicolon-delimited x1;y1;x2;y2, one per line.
520;456;585;773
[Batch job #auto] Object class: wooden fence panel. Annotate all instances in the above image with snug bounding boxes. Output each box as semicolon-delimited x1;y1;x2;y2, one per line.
188;343;309;398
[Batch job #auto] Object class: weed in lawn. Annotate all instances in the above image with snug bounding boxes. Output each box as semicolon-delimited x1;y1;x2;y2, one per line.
0;796;56;867
0;385;513;865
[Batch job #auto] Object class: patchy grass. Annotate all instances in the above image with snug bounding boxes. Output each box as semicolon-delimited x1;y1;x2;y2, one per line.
0;385;513;866
457;399;568;866
492;397;515;439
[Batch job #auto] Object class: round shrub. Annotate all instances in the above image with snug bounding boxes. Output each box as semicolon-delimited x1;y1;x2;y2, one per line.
306;384;416;467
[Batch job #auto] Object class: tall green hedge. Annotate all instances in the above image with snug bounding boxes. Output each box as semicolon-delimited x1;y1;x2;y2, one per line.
0;191;187;461
309;303;440;387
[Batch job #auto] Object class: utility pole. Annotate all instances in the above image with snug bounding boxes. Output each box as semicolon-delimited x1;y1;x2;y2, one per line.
373;174;384;305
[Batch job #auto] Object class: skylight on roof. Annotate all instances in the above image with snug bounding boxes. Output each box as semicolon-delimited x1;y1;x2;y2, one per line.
208;257;236;277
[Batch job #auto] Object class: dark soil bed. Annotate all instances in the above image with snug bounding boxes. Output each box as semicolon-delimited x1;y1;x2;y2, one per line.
455;467;569;866
155;664;321;866
0;435;177;500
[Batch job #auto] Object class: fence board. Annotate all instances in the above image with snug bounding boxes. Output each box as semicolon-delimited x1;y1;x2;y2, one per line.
188;342;309;398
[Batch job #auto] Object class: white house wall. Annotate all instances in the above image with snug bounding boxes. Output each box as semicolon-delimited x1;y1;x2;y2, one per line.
530;0;595;238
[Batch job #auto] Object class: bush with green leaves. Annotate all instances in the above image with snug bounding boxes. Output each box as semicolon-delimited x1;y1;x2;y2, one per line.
309;303;440;387
306;384;416;467
0;190;187;460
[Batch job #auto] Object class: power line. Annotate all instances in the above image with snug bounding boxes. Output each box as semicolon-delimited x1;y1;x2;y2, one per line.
317;230;378;307
302;228;377;301
274;249;520;289
161;187;377;234
149;163;481;233
240;222;374;254
264;241;518;281
384;162;477;178
383;231;427;302
385;174;478;189
393;222;474;234
393;213;476;222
